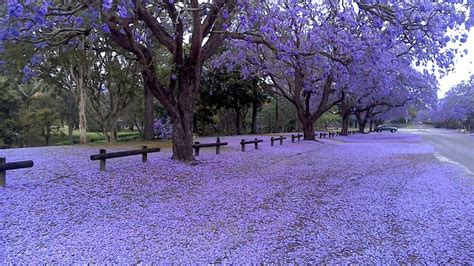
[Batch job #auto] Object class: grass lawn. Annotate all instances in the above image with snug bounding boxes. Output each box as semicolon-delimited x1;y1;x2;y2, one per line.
50;129;142;146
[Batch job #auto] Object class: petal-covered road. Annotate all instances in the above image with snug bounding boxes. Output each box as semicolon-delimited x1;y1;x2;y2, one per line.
1;133;473;263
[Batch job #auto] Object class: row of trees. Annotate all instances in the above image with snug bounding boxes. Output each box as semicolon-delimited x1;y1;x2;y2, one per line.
430;76;474;132
1;1;472;160
0;58;338;147
0;39;149;147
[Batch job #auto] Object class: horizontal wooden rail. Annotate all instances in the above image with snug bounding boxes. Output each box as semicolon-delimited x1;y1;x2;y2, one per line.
0;157;34;187
291;134;303;142
240;138;263;151
90;146;160;171
193;137;228;156
0;160;34;171
90;147;161;161
193;142;228;148
270;136;286;146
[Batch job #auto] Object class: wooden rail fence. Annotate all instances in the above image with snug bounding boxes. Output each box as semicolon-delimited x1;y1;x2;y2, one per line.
193;137;228;156
270;136;287;146
0;157;34;187
240;138;263;151
291;134;304;142
90;145;161;171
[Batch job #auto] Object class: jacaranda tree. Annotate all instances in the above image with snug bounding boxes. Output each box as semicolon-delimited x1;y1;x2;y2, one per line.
216;0;473;139
1;0;473;156
1;0;237;161
432;76;474;131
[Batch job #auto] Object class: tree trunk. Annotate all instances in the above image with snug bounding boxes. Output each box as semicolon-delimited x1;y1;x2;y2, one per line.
241;110;247;132
68;38;89;145
113;124;119;142
104;131;111;143
170;68;198;161
144;86;154;140
369;119;374;132
235;108;242;135
356;112;368;133
341;114;349;136
170;113;194;161
251;100;258;134
110;121;118;143
78;81;88;144
110;130;117;143
468;116;472;133
45;131;50;146
68;116;74;144
267;113;271;133
275;94;279;133
302;119;315;140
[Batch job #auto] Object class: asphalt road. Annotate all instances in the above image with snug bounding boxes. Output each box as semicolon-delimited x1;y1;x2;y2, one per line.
408;128;474;175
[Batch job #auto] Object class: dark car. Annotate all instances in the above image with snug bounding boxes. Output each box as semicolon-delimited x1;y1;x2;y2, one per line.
375;125;398;133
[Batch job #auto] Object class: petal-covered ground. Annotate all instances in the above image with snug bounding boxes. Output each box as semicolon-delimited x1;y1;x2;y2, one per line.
1;132;473;263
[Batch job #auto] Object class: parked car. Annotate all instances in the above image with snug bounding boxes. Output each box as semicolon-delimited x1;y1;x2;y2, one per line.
375;125;398;133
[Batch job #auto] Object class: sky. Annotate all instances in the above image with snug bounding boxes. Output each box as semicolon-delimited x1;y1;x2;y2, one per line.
437;31;474;98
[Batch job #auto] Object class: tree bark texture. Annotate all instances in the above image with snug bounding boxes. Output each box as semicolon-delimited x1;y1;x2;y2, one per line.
144;85;154;140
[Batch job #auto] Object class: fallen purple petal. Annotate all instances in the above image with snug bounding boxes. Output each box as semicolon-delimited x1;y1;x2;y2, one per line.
0;133;472;263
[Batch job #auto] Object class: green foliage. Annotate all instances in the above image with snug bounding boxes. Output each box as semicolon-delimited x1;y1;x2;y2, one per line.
19;93;60;146
87;48;140;142
0;80;21;146
0;43;35;84
196;70;269;134
315;111;341;129
258;96;299;133
36;108;60;145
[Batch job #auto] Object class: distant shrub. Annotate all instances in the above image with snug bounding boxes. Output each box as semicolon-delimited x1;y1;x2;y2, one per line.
154;117;173;139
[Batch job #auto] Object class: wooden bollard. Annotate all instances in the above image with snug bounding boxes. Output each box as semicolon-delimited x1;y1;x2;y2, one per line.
0;157;34;187
194;142;200;156
99;149;106;171
216;137;221;154
241;139;246;152
279;136;284;145
292;134;295;143
271;137;275;146
254;138;259;149
0;157;5;187
142;145;148;162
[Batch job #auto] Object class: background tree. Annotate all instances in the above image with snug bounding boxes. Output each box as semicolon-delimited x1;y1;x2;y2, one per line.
219;1;471;138
198;70;268;135
0;78;20;147
431;76;474;132
87;48;140;143
19;92;60;146
1;0;240;161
